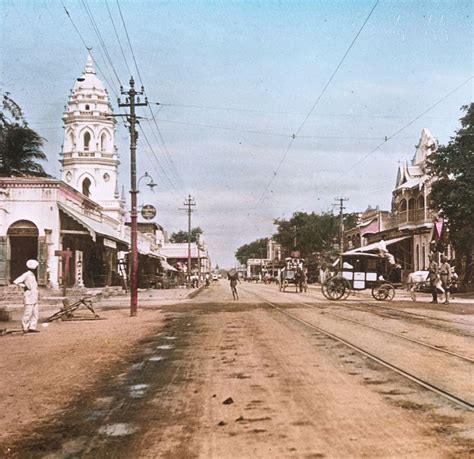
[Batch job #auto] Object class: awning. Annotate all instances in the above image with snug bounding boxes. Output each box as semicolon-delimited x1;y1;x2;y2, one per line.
161;259;178;271
58;203;129;246
345;235;411;254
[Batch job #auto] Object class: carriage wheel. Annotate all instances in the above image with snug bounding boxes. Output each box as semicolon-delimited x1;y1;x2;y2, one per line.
322;276;348;301
371;283;395;301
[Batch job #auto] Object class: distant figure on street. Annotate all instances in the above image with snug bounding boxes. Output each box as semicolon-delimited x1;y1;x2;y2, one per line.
427;254;439;304
439;255;452;304
228;269;240;300
13;259;40;333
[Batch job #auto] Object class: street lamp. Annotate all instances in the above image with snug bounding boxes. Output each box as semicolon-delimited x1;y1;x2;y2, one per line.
138;172;157;191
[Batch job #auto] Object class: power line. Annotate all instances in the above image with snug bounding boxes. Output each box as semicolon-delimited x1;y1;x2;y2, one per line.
137;122;182;197
157;102;455;121
256;0;379;204
81;0;122;86
153;116;293;138
105;0;132;76
61;2;118;98
114;0;185;189
335;74;474;182
145;109;185;189
116;0;144;87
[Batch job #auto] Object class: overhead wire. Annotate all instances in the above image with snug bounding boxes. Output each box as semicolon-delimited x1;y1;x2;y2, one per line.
105;0;132;77
115;0;144;87
145;108;185;189
334;75;474;183
61;1;119;98
158;102;455;121
137;122;182;199
80;0;122;87
256;0;379;205
115;0;185;191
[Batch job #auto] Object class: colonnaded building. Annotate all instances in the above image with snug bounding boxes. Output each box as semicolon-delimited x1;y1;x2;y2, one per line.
0;55;210;289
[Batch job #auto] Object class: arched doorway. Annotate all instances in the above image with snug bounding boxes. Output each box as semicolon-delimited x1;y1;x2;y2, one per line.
7;220;39;282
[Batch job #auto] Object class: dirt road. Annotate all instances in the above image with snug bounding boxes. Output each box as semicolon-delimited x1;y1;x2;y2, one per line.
1;283;474;458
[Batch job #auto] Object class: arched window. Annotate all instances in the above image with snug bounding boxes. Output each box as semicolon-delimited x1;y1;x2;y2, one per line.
82;178;91;197
100;132;107;152
399;199;407;212
68;132;74;150
85;104;90;111
83;131;91;151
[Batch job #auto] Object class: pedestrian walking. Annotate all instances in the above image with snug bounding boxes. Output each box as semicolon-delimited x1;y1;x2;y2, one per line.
228;269;240;300
426;254;439;304
439;255;452;304
13;259;40;333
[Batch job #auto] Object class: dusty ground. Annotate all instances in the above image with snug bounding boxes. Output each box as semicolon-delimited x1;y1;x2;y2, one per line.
1;283;473;458
0;289;190;451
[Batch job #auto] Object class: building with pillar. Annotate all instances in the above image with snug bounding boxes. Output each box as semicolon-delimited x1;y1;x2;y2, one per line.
0;55;173;289
343;128;442;279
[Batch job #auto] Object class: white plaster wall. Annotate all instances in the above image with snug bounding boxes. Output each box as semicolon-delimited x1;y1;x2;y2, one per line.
0;186;61;288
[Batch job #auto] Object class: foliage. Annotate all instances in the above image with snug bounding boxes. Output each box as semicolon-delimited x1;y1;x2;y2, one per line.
428;103;474;282
235;238;268;265
273;211;357;260
0;93;48;176
170;227;203;243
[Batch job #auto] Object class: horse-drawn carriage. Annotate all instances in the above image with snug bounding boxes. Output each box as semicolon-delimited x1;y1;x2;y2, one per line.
279;257;307;293
321;252;401;301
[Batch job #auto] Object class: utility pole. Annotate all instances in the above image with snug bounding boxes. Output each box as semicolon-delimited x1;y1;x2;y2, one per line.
180;195;196;285
118;77;148;317
335;197;349;269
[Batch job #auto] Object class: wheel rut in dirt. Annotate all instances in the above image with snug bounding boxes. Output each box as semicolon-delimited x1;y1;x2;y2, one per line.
1;310;197;458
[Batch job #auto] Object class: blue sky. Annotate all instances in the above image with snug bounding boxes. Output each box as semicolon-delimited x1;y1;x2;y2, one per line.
1;0;472;267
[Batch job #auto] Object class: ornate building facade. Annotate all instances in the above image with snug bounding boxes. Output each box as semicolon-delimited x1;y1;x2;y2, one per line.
344;128;441;279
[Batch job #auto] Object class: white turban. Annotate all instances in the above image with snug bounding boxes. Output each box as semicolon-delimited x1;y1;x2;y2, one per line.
26;259;39;270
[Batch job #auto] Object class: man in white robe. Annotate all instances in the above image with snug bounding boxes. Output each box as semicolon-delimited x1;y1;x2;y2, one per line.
13;259;40;333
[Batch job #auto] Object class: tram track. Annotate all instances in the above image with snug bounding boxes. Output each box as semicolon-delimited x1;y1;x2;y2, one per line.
257;283;473;332
300;285;474;328
241;285;474;412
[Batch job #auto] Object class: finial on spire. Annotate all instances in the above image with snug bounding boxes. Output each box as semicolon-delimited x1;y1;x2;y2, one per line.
85;52;96;75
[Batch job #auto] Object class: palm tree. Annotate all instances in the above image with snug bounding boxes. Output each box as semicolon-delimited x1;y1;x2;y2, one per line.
0;93;48;177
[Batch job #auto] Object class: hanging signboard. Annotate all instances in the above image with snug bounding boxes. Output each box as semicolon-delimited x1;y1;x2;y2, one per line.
141;204;156;220
103;238;117;249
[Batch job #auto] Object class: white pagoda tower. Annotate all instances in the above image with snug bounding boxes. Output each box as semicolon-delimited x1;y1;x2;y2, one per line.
60;54;124;221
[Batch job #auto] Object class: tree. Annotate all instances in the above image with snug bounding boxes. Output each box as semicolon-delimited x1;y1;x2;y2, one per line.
273;211;344;260
428;103;474;283
0;93;48;176
235;238;268;265
170;227;203;243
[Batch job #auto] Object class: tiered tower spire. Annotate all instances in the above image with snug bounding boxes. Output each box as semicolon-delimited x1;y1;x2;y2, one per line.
60;54;123;220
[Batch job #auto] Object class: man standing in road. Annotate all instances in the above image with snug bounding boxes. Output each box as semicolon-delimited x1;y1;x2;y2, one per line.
14;259;40;333
228;269;240;300
427;254;439;304
439;255;452;304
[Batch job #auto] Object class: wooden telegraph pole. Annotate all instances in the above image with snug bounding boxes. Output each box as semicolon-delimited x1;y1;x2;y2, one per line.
335;197;349;270
180;195;196;285
118;77;148;316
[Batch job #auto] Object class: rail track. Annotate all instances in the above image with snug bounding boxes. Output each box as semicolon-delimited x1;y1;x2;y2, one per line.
257;283;474;329
242;285;474;412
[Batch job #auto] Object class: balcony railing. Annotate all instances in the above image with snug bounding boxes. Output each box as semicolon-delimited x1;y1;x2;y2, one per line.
62;151;116;159
398;208;428;226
